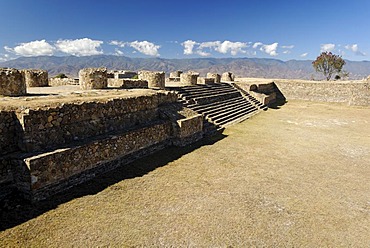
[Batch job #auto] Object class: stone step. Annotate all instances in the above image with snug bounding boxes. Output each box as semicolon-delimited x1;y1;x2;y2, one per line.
200;99;251;116
181;88;239;101
194;91;241;105
217;109;260;127
187;96;245;110
215;107;259;126
203;103;253;122
208;104;256;123
177;83;235;94
179;86;237;97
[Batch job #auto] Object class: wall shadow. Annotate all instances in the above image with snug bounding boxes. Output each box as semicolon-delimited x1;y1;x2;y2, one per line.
0;132;227;231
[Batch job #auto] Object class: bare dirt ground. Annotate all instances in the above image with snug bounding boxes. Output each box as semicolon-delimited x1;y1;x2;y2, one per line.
0;86;159;111
1;100;369;247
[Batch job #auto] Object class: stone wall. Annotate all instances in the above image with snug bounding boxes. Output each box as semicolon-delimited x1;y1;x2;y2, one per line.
22;69;48;87
0;68;26;96
49;78;79;87
0;111;18;156
138;71;165;89
22;122;172;198
107;78;148;88
274;80;370;106
79;67;108;90
16;92;177;152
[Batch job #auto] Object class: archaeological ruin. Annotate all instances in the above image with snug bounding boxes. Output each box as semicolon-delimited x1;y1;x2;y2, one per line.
0;67;369;203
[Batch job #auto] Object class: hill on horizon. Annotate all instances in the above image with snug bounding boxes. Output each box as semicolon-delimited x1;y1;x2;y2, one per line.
1;55;370;80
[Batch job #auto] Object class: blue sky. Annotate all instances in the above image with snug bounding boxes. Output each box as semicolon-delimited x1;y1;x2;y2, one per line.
1;0;369;61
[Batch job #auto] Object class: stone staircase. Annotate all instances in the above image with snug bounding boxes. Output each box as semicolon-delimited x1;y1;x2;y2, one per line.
171;83;267;133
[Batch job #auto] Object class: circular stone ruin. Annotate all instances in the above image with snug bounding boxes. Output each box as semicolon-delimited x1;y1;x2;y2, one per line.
138;71;165;89
79;67;108;90
180;71;199;85
221;72;235;82
0;68;27;96
22;69;49;87
206;73;221;83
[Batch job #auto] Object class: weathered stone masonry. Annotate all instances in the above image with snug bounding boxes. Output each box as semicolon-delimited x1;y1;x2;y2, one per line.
0;90;204;201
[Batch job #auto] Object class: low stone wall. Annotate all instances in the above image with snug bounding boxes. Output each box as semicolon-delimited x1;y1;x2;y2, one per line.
138;71;165;89
108;78;148;88
173;114;203;146
20;122;172;199
16;92;177;152
79;67;108;90
274;80;370;106
22;69;48;87
49;78;79;87
0;68;26;96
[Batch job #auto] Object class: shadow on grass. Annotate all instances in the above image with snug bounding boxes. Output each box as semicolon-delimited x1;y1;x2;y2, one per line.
0;132;227;231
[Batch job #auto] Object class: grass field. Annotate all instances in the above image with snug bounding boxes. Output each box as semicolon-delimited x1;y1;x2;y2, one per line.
1;100;369;247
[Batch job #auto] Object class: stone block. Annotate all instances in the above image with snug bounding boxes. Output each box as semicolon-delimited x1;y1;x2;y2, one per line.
170;70;183;78
79;67;108;90
22;69;48;87
221;72;235;82
138;71;165;89
197;77;215;85
206;73;221;83
180;72;199;85
0;68;26;96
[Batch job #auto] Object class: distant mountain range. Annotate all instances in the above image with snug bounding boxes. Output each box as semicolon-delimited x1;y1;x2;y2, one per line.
1;55;370;80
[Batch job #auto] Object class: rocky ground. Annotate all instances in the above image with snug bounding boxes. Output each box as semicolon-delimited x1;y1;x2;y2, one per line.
1;100;369;247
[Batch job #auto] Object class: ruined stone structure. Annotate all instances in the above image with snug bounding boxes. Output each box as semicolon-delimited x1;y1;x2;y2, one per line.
0;90;203;201
207;73;221;83
0;68;26;96
108;78;148;88
221;72;235;82
170;70;183;78
138;71;165;89
197;77;215;85
180;72;199;85
79;67;108;90
22;69;48;87
49;78;79;87
109;70;138;79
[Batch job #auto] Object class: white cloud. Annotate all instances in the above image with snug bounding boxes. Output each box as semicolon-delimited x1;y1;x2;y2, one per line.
5;40;55;56
128;41;160;56
182;40;198;55
114;48;124;56
252;42;263;49
344;44;366;56
320;43;335;52
283;50;291;54
281;45;294;49
109;40;125;47
55;38;103;56
300;52;308;57
214;41;247;55
260;42;279;56
183;40;248;56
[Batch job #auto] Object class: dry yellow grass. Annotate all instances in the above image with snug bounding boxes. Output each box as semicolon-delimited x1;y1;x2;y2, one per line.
1;100;369;247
